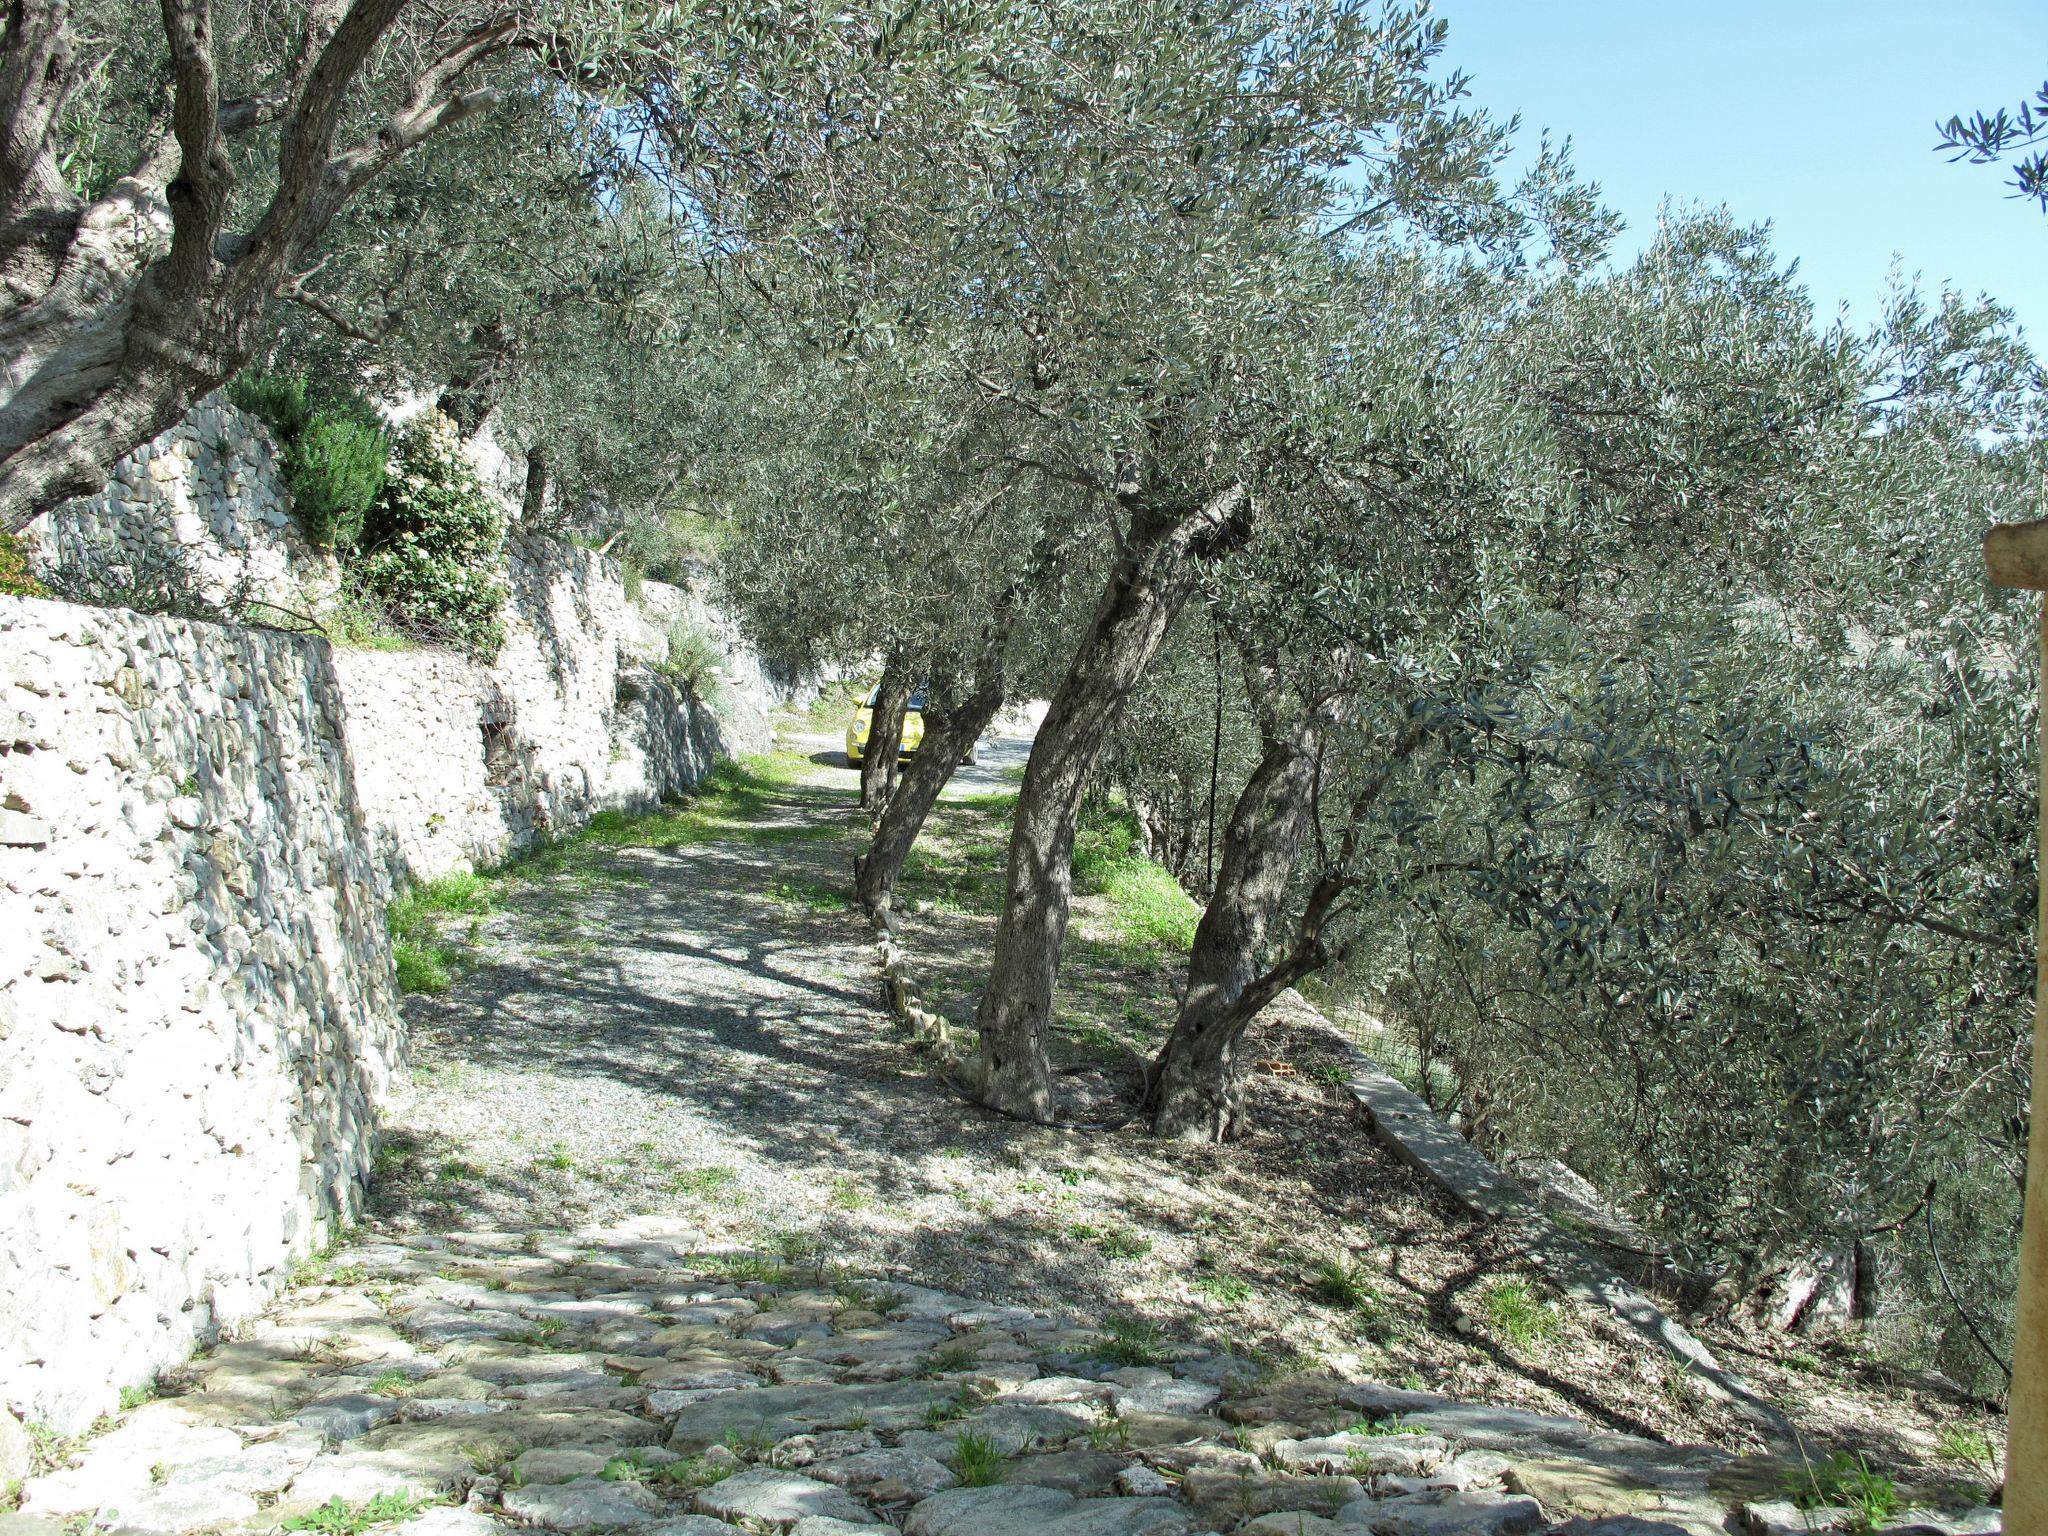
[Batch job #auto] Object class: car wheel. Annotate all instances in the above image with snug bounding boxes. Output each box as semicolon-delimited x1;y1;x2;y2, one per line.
846;753;862;768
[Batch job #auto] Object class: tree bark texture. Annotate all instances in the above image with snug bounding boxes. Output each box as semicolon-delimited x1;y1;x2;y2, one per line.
971;486;1248;1121
0;2;514;532
1148;721;1323;1140
859;656;914;812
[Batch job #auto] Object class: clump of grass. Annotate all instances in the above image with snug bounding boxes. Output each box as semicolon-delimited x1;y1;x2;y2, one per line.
1309;1258;1401;1344
1070;1221;1151;1260
771;879;849;913
365;1370;415;1398
1070;801;1199;962
1193;1273;1252;1306
828;1176;868;1212
952;1428;1008;1486
663;1453;735;1489
507;1317;567;1348
833;1279;907;1313
923;1391;973;1427
281;1494;429;1535
386;872;493;994
1785;1452;1899;1530
1094;1316;1172;1367
1479;1279;1559;1350
924;1340;980;1376
670;1165;737;1198
693;1252;796;1286
1936;1424;1996;1471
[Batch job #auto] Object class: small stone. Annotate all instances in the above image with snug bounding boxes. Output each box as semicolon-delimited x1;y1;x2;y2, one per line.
999;1449;1126;1496
1740;1503;1854;1536
695;1467;878;1527
85;1483;259;1535
906;1485;1191;1536
0;1413;29;1483
1117;1465;1176;1497
810;1447;957;1502
1338;1490;1547;1535
1240;1515;1341;1536
1504;1458;1660;1520
1106;1368;1220;1417
294;1393;403;1441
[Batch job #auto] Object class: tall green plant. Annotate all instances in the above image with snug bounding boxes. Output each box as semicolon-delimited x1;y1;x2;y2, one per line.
359;412;507;659
286;412;387;551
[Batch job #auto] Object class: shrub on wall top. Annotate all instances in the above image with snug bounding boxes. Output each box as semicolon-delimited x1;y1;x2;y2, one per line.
287;409;387;550
358;410;508;660
226;372;387;551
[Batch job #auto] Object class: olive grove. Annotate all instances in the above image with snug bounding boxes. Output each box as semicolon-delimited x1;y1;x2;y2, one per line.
6;0;2042;1417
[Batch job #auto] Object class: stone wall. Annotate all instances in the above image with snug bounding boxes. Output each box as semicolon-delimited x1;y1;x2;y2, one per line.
27;397;332;616
0;599;402;1434
329;537;771;897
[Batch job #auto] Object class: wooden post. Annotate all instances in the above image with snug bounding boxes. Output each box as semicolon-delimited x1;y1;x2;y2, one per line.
1985;515;2048;1529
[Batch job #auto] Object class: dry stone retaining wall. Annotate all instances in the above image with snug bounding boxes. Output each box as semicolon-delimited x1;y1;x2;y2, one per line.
26;396;332;616
0;599;402;1436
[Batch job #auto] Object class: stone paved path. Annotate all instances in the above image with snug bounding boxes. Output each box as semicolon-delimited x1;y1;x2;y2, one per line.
9;1223;2004;1535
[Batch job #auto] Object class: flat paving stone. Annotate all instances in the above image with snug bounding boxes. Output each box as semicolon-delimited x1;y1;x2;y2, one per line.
695;1467;879;1527
501;1478;665;1528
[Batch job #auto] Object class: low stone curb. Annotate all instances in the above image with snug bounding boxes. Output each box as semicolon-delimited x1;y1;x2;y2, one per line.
1276;993;1796;1451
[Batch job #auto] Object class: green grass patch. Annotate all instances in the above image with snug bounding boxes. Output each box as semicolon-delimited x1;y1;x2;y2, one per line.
1070;801;1199;962
1092;1315;1173;1367
952;1428;1008;1486
1193;1273;1252;1306
669;1165;737;1198
1310;1258;1403;1344
1786;1452;1898;1529
387;872;493;994
1479;1279;1560;1349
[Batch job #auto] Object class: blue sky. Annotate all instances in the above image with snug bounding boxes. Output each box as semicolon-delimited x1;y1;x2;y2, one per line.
1432;1;2046;341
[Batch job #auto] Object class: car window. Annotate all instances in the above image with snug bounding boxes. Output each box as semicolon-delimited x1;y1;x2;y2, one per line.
862;687;930;710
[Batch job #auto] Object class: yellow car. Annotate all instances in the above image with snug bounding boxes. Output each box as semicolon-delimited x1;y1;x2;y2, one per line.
847;686;927;767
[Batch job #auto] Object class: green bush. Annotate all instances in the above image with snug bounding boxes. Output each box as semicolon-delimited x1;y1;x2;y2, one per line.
228;373;388;551
358;410;507;659
285;410;387;550
227;372;311;441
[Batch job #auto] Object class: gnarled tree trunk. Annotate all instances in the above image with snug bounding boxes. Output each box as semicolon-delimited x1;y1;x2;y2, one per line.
1149;718;1426;1140
859;655;914;812
971;485;1247;1121
857;664;1006;916
1148;719;1323;1140
0;1;515;532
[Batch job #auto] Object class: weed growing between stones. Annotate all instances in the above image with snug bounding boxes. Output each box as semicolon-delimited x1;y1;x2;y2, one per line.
1094;1316;1172;1367
1785;1451;1900;1530
952;1428;1008;1486
386;872;492;995
280;1493;431;1536
663;1453;737;1490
